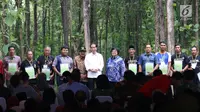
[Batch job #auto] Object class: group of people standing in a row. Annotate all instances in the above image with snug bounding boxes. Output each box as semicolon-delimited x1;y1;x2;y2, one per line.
0;42;199;89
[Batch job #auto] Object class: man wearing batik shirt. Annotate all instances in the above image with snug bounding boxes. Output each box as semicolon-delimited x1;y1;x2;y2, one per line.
37;46;54;83
3;46;21;86
53;46;73;86
106;48;126;87
124;45;138;74
74;47;87;85
156;41;171;75
138;44;160;76
171;44;189;73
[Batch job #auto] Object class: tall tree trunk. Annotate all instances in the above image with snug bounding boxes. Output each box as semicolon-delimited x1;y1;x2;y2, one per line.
105;1;110;59
83;0;91;53
60;0;69;46
42;0;47;48
25;0;30;47
15;0;24;59
159;0;165;42
166;0;175;54
33;0;38;52
155;0;160;52
1;4;8;46
195;0;199;49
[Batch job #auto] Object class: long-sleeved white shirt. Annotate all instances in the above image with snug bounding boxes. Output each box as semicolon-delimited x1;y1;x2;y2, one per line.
84;52;104;78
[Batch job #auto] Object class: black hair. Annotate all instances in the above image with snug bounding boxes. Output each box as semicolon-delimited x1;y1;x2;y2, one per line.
111;48;120;54
124;70;136;82
36;73;49;91
63;90;75;104
129;45;135;49
75;90;87;102
43;88;56;105
24;98;37;112
159;41;166;45
174;44;181;48
153;69;163;76
10;75;20;88
96;74;110;89
21;71;29;82
71;69;81;82
62;71;71;83
191;46;198;50
90;43;97;48
8;45;15;51
172;71;182;80
60;46;68;51
183;70;195;81
16;92;27;102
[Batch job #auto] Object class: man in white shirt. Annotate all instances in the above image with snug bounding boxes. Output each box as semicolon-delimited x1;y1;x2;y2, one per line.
84;44;104;89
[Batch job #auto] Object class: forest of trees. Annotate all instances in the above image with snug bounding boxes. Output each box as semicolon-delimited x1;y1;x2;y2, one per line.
0;0;199;60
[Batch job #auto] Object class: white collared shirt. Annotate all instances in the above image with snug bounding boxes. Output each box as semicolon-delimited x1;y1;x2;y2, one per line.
84;52;104;78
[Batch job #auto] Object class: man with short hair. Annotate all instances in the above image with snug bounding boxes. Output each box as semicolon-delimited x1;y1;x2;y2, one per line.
155;41;171;75
20;51;39;81
37;46;54;83
74;47;87;85
3;46;21;86
53;46;73;86
138;44;160;76
171;44;189;73
124;45;138;74
84;43;104;89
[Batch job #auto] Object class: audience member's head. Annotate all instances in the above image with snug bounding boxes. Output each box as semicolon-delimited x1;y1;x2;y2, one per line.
71;69;81;82
183;70;195;81
124;70;136;82
10;75;20;88
21;72;29;84
37;73;49;91
75;90;87;103
0;74;4;87
43;88;56;105
16;92;27;102
63;90;75;104
37;101;50;112
24;98;37;112
96;75;110;89
62;71;71;83
172;72;182;80
87;98;100;109
7;96;19;109
153;69;163;76
136;72;148;85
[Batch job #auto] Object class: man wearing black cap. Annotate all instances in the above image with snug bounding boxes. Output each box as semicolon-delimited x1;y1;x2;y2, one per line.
124;45;138;74
74;47;87;85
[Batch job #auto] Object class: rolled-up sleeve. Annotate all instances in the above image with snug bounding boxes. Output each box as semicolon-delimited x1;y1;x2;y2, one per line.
84;55;90;71
52;57;58;67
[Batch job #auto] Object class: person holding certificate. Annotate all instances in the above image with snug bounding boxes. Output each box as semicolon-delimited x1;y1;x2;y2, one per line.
84;43;104;90
138;44;160;76
155;41;171;75
20;51;39;84
53;46;73;86
37;46;54;83
124;45;138;74
188;46;200;70
3;46;21;86
106;48;126;86
171;44;189;73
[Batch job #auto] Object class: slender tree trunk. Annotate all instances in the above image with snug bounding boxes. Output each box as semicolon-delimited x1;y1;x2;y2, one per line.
60;0;69;46
83;0;91;53
1;4;8;46
105;1;110;59
159;0;165;42
25;0;30;47
42;0;47;48
195;0;199;49
166;0;175;54
155;0;160;52
33;0;38;52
